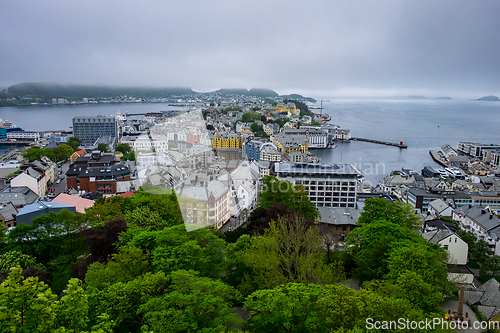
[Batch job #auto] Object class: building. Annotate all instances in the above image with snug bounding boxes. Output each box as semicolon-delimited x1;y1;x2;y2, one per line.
275;162;363;208
464;278;500;323
260;143;282;162
404;187;472;214
281;128;328;148
0;202;18;228
11;167;47;198
273;133;308;157
72;116;119;146
71;149;87;163
66;150;131;194
457;142;500;159
427;198;454;217
16;201;76;225
52;193;94;214
422;227;472;284
6;131;40;142
178;179;231;230
121;133;169;153
0;186;38;209
212;132;243;149
452;205;500;255
318;207;360;237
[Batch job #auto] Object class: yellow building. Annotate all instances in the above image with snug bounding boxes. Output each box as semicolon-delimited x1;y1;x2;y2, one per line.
273;133;308;157
212;133;243;149
269;102;298;115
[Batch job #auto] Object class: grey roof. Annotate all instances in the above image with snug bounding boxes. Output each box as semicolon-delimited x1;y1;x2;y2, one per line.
17;201;74;216
318;207;360;225
275;162;362;176
421;229;455;243
464;278;500;319
0;202;18;222
67;162;130;178
0;186;38;208
429;199;451;214
455;206;500;234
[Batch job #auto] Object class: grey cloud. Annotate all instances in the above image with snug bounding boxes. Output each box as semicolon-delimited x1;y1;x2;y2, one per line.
1;0;499;97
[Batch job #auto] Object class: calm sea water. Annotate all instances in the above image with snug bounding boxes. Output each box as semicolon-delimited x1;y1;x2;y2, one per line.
1;99;499;185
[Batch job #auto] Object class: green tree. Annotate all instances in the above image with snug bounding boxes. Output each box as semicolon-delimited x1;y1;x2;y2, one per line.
85;247;150;290
244;283;446;333
97;143;110;153
115;143;131;155
124;206;169;231
0;251;40;272
21;146;43;162
55;143;74;162
258;176;319;221
139;270;242;332
67;136;82;151
480;255;500;276
472;239;493;263
244;283;326;332
243;215;344;290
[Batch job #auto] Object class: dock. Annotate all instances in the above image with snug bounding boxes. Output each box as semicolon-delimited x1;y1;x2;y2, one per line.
351;137;407;148
429;149;449;167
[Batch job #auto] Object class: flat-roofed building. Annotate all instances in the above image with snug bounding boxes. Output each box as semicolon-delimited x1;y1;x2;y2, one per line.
275;162;363;208
73;116;119;146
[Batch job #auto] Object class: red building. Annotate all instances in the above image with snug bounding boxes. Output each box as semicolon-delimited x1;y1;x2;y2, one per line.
66;151;131;194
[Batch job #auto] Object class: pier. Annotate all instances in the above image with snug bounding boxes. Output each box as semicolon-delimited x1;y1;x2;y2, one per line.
429;149;449;167
351;137;407;148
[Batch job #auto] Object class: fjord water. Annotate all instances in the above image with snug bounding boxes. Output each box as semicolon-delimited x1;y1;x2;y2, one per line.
1;98;499;185
313;98;500;185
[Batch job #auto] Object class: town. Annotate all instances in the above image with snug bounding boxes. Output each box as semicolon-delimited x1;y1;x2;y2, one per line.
1;91;500;330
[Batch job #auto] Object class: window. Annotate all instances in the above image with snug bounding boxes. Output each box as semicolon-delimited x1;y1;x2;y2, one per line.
444;245;448;250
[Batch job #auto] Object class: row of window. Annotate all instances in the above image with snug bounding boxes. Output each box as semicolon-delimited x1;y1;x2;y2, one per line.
296;180;357;186
317;203;355;208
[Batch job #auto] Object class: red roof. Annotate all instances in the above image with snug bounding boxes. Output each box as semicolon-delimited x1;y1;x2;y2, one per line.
117;191;135;198
52;193;94;214
75;149;86;156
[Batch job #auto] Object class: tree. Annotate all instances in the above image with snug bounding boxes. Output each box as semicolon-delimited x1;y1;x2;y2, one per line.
0;266;58;332
0;251;40;272
21;146;43;161
471;239;494;264
115;143;131;155
97;143;110;152
244;283;447;333
243;214;344;290
67;136;82;151
258;176;319;221
85;247;150;290
138;270;242;332
55;143;74;162
244;283;326;333
480;255;500;276
246;202;314;236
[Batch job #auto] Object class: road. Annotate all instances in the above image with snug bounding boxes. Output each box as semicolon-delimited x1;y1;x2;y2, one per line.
47;162;70;197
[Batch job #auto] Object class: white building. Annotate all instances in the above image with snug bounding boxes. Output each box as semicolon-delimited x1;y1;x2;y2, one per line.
7;131;40;142
453;206;500;255
275;162;363;209
11;168;46;198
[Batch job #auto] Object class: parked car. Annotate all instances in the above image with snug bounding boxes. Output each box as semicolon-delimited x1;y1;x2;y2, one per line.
56;179;62;184
50;188;55;193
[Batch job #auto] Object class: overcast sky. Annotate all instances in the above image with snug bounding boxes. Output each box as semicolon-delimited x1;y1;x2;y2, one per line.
1;0;499;98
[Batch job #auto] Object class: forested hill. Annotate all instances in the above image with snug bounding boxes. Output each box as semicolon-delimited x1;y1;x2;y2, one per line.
6;82;195;99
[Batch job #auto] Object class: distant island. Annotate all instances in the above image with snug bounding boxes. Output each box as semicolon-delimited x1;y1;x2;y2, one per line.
435;97;452;100
0;82;317;106
477;95;500;101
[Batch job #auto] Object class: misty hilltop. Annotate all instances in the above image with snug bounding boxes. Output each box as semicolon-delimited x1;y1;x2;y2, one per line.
2;83;316;102
6;83;195;99
477;95;500;101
